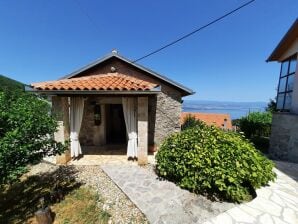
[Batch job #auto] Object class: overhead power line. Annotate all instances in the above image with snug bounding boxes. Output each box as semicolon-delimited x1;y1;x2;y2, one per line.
73;0;102;35
132;0;256;63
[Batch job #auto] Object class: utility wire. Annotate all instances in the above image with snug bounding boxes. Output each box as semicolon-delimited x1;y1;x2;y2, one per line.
132;0;256;63
73;0;102;35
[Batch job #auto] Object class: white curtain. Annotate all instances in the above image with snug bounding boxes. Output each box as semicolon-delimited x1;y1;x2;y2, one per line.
70;97;85;158
122;97;138;158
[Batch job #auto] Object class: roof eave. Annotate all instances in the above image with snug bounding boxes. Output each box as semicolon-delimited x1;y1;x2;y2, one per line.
25;85;161;95
267;18;298;62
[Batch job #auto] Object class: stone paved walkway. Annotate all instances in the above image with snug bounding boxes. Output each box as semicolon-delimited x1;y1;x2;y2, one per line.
204;162;298;224
102;161;298;224
101;164;234;224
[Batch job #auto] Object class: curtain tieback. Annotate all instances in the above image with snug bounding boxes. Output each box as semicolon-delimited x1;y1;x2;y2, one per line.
128;132;137;140
70;132;79;141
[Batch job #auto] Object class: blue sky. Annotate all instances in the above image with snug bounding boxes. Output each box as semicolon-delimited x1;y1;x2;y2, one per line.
0;0;297;102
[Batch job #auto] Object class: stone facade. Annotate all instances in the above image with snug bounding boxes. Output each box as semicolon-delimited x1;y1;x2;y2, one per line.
149;85;181;146
269;113;298;163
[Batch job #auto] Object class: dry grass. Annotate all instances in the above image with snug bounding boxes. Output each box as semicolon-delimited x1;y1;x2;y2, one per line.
51;187;110;224
0;165;110;224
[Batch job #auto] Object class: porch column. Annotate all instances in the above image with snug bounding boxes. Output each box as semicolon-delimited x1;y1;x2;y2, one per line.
137;97;148;165
52;96;71;164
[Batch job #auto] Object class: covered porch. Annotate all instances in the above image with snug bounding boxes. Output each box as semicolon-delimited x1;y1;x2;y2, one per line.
52;95;153;165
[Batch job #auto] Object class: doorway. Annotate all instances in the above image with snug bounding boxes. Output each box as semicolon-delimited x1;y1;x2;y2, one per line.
106;104;127;144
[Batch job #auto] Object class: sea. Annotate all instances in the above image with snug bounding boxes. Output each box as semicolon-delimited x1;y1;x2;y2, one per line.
182;100;267;120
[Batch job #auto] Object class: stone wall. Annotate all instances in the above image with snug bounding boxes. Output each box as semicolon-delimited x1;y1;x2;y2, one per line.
269;113;298;163
153;85;182;146
80;96;107;147
79;97;96;146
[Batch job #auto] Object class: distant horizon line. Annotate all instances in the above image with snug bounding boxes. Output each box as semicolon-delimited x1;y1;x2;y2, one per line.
183;99;268;104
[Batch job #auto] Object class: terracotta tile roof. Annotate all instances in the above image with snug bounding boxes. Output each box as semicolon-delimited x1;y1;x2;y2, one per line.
31;73;159;91
181;112;233;130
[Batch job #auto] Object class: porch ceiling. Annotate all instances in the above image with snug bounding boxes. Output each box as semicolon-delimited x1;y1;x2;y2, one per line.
30;73;160;93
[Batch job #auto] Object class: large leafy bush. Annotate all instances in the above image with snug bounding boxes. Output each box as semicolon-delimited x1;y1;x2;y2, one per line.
0;90;66;184
156;123;276;202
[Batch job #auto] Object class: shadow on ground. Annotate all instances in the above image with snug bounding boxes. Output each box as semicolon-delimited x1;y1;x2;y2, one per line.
274;160;298;181
0;166;81;224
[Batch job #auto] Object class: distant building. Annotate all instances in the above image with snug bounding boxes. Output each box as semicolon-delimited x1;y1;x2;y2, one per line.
181;112;233;130
267;18;298;163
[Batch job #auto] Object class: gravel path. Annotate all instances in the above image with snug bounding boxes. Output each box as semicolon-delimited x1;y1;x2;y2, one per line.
75;165;148;224
26;162;148;224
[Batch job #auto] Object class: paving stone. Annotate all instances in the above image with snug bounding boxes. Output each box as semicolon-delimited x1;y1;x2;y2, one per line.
257;187;272;199
101;160;298;224
249;197;282;216
206;160;298;224
282;208;297;224
270;193;286;207
206;213;234;224
259;214;274;224
272;216;289;224
239;205;263;217
101;164;234;224
227;207;256;223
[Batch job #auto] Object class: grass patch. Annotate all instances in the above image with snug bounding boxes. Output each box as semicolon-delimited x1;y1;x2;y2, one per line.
33;187;110;224
0;165;110;224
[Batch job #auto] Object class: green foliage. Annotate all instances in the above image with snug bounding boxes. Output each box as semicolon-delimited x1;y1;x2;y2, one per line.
181;114;205;130
250;136;270;154
0;90;66;184
238;112;272;139
266;98;277;113
232;118;240;127
156;123;276;202
0;74;24;92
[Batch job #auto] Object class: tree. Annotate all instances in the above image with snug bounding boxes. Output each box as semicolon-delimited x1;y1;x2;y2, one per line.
0;90;66;184
266;98;277;113
181;114;205;131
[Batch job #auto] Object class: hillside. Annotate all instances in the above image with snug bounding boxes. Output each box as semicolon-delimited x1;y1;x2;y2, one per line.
0;74;24;91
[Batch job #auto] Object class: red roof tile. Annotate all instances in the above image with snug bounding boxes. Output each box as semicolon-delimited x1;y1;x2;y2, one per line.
31;73;159;91
181;112;233;130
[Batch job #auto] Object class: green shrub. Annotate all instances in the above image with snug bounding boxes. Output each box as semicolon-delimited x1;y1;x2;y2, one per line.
181;114;205;130
238;112;272;139
156;123;276;202
250;136;270;154
0;90;66;185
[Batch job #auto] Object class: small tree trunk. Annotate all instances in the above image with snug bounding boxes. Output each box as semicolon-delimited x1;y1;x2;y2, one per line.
35;207;53;224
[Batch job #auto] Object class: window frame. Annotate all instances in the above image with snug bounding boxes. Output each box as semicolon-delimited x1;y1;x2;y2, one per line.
276;55;297;111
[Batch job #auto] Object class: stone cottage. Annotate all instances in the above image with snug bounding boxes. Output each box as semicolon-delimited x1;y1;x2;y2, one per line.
267;18;298;163
29;51;194;165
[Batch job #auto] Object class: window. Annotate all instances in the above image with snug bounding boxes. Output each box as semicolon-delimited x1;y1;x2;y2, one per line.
276;56;297;111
